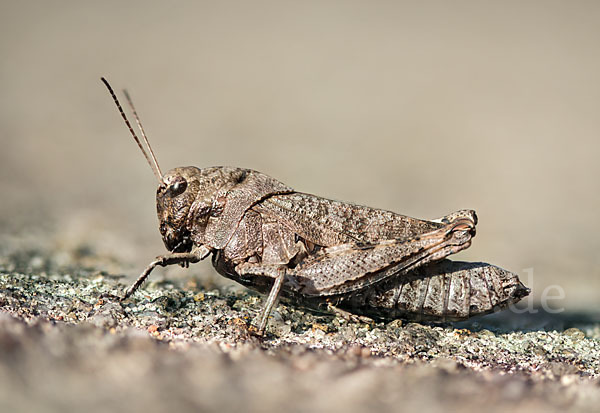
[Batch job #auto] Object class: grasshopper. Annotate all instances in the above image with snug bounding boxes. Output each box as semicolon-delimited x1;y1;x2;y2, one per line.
101;78;529;334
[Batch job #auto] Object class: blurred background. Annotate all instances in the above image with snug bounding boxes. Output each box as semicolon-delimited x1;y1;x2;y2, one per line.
1;1;598;311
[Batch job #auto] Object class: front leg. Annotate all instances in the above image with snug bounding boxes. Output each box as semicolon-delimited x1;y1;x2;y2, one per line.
122;245;212;300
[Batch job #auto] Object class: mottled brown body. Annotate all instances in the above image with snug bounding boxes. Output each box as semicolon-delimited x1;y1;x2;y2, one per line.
146;166;528;330
101;78;529;334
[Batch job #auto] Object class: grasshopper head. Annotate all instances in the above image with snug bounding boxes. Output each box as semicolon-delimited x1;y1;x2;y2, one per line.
156;167;203;252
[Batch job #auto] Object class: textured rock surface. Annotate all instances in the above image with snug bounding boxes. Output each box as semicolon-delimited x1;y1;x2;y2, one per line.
0;238;599;413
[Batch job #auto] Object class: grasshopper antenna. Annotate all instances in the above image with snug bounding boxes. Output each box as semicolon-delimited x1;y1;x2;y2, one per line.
122;88;163;180
101;77;163;183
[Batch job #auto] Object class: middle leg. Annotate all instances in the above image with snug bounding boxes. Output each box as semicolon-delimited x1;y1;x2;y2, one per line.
236;262;289;334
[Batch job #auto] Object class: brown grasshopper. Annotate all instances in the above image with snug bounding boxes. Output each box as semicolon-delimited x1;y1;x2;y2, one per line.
101;78;529;334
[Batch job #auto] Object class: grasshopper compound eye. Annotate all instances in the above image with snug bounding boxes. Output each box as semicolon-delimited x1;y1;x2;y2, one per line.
168;178;188;197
